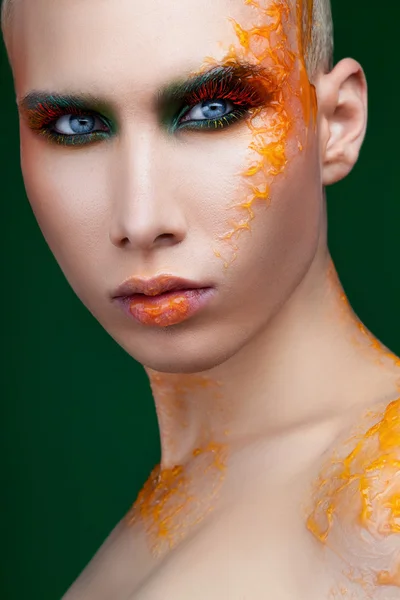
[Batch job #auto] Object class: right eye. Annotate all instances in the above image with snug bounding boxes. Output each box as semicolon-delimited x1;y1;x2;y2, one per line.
53;114;109;135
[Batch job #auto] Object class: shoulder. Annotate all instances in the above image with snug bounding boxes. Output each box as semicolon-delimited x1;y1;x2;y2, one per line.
61;519;152;600
307;397;400;596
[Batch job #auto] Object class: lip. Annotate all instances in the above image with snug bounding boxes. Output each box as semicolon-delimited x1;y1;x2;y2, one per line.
112;274;207;298
112;274;215;327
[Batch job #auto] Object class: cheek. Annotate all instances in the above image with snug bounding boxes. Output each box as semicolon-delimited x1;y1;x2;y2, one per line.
171;125;319;260
169;132;250;231
220;131;321;270
219;138;322;323
20;134;109;269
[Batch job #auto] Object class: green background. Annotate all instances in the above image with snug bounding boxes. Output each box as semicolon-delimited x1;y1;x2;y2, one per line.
1;2;399;598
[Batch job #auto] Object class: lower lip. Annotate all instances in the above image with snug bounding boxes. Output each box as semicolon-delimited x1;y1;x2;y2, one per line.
115;288;215;327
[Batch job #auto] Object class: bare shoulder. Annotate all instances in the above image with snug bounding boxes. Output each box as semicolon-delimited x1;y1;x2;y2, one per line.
62;518;155;600
306;396;400;598
62;397;400;600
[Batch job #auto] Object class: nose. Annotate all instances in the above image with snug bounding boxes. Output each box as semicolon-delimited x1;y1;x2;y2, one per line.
109;127;187;251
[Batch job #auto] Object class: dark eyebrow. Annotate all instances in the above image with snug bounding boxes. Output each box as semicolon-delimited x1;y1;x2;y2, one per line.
17;92;112;115
157;61;269;105
17;61;273;119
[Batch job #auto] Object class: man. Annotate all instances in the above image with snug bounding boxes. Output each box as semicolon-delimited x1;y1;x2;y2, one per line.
2;0;399;597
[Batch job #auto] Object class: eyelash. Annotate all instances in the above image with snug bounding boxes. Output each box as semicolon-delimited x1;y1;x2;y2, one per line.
32;76;267;146
174;73;266;132
32;107;112;146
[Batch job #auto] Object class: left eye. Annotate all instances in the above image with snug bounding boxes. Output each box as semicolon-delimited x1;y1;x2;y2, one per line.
180;99;234;123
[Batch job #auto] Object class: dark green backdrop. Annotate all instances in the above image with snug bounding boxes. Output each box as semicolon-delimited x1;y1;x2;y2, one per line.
1;2;399;598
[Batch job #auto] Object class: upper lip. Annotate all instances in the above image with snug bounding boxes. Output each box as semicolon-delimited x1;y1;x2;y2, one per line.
112;274;208;298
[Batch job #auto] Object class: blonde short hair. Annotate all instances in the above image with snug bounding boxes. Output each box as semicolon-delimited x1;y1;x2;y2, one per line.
1;0;333;77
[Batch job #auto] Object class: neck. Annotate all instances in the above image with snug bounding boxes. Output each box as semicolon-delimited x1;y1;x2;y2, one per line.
144;248;400;470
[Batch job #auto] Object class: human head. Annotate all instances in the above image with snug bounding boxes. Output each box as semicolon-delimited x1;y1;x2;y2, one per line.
1;0;333;80
0;0;366;373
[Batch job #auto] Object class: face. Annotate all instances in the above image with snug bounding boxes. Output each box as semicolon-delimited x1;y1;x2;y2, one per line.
11;0;324;373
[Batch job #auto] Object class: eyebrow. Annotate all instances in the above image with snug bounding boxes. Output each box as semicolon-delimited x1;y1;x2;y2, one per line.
18;61;270;115
18;92;111;115
157;62;268;105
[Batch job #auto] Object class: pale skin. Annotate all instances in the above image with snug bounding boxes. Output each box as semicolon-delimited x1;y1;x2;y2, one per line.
6;0;400;598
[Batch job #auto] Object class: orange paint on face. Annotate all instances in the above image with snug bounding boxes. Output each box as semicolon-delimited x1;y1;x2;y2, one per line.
129;291;191;326
198;0;317;269
307;398;400;591
304;0;314;50
126;0;320;559
126;287;216;327
295;0;318;132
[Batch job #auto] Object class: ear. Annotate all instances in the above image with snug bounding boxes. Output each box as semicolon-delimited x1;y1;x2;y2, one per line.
315;58;368;186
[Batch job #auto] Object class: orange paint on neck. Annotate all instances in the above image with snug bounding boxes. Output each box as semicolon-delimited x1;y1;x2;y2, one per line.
126;371;229;555
327;260;400;370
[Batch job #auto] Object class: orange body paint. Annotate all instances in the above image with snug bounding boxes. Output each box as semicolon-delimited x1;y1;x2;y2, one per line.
311;260;400;596
199;0;317;269
328;261;400;370
127;288;215;327
129;291;192;326
126;372;228;555
126;0;320;558
127;441;227;556
307;398;400;593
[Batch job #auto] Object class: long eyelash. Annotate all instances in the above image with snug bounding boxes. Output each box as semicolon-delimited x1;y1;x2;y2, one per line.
175;70;271;131
184;72;266;107
25;69;272;144
178;108;248;131
24;96;112;146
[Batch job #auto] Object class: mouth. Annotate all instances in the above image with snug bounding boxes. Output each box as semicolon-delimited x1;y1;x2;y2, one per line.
112;274;215;327
112;274;207;298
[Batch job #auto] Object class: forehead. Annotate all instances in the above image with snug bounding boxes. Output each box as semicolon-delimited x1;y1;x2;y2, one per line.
12;0;299;97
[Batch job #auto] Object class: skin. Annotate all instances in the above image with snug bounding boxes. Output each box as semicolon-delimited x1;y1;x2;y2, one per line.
5;0;400;597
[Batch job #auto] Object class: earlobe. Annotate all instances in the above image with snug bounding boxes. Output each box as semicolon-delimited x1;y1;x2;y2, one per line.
316;59;368;186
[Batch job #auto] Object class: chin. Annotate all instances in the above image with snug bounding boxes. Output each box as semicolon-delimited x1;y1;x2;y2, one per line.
113;327;242;374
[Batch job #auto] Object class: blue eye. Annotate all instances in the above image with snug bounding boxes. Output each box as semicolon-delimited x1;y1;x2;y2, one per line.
180;99;234;124
53;114;107;135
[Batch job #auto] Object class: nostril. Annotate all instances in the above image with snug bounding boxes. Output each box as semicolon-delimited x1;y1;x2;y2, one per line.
156;233;175;244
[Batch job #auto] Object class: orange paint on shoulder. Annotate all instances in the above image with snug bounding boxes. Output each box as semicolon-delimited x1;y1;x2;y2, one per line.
308;398;400;540
126;441;228;556
377;562;400;587
307;398;400;591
